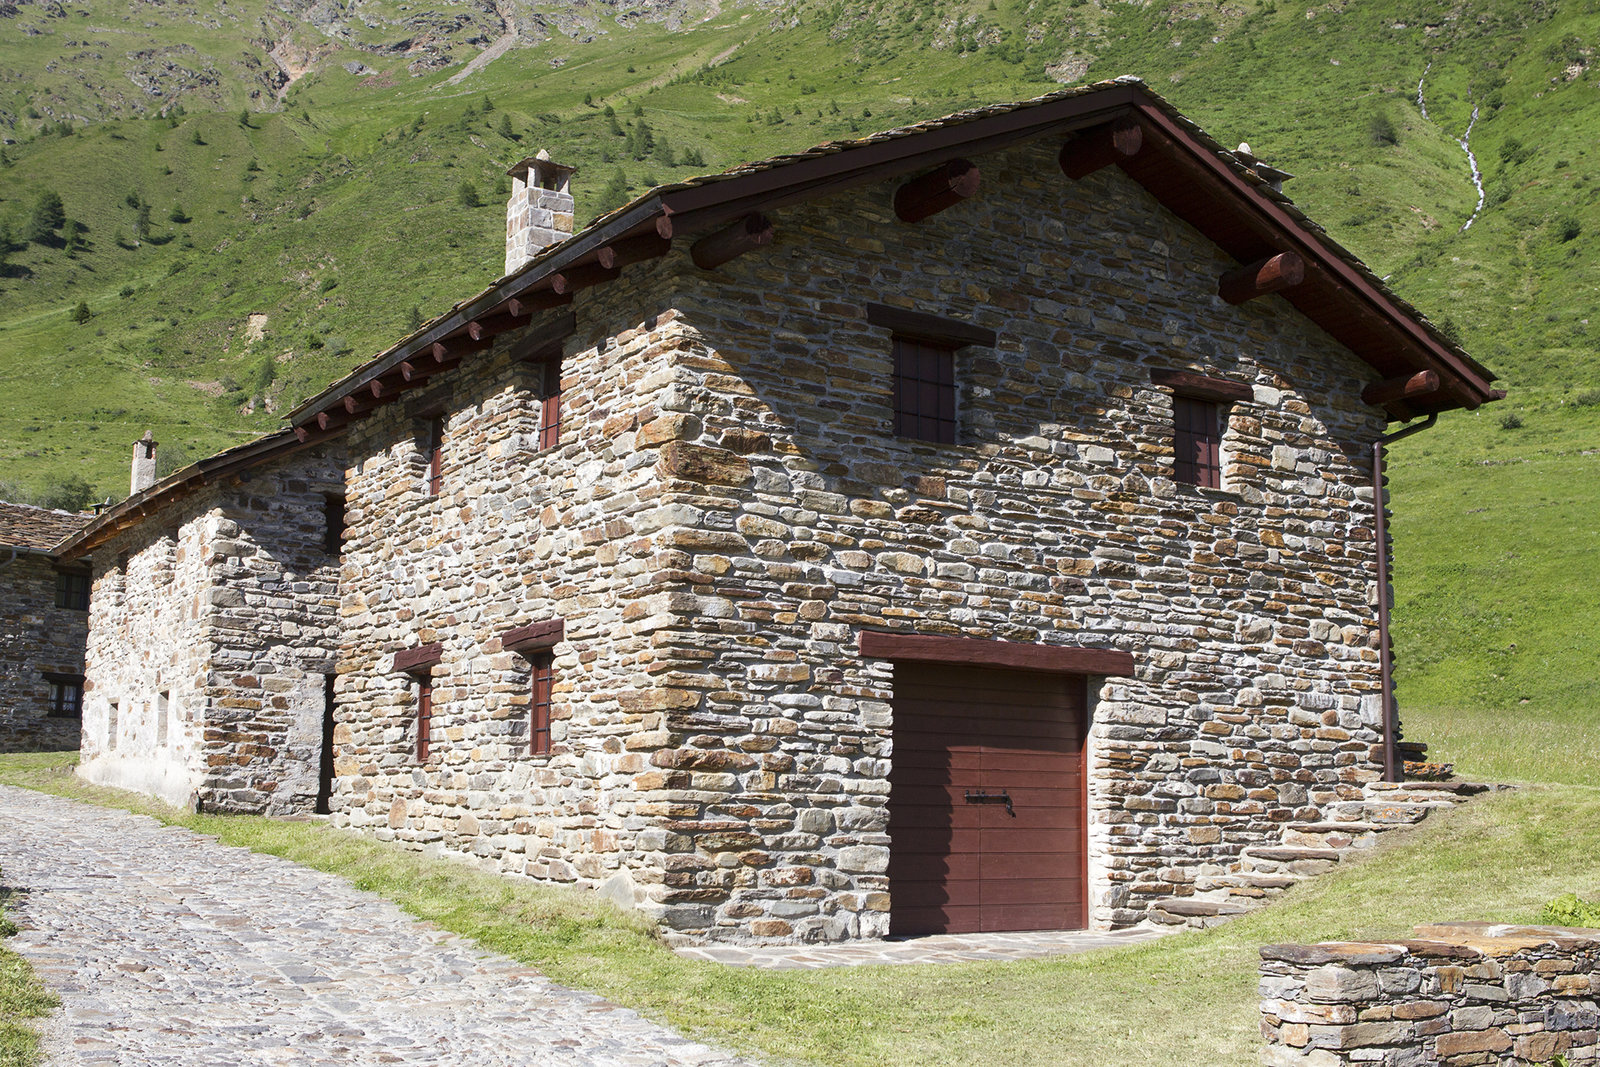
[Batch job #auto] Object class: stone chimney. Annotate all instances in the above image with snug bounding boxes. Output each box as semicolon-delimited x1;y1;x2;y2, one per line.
505;150;577;276
131;430;157;496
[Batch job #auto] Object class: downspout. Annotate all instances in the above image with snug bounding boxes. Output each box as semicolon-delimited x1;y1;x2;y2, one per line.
1373;413;1437;783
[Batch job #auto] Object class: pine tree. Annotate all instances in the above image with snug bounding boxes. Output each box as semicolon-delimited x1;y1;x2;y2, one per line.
71;301;90;324
457;181;483;208
497;113;514;139
25;191;64;244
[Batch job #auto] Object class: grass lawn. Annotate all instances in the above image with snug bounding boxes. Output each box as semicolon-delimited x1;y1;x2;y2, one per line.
2;751;1597;1066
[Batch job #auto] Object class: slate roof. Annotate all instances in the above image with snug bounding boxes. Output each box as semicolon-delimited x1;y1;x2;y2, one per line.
0;500;91;555
285;77;1499;430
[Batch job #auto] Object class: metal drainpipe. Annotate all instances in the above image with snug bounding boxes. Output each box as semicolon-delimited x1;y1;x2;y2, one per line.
1373;413;1438;783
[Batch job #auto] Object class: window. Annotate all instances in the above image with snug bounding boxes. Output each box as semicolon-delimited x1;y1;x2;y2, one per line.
865;303;995;446
529;653;553;755
107;700;119;749
415;676;433;761
54;569;90;611
538;360;561;451
44;673;83;718
420;415;445;496
323;495;346;554
156;690;170;747
1150;369;1251;492
892;337;958;444
1172;395;1222;489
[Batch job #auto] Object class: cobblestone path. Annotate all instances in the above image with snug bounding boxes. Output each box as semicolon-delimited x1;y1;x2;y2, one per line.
0;786;752;1067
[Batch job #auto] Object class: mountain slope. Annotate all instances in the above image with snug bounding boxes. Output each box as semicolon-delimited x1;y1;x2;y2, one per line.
0;0;1594;772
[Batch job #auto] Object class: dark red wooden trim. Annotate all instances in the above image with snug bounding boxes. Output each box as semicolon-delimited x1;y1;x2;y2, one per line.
1217;252;1305;305
688;213;774;270
550;263;621;295
392;643;442;674
865;304;996;348
858;631;1134;676
1077;674;1091;931
1361;370;1440;407
1058;117;1145;180
893;159;981;224
465;312;530;342
41;671;86;685
597;233;672;270
502;618;564;653
416;678;433;762
1150;368;1254;404
529;652;553;756
507;311;577;362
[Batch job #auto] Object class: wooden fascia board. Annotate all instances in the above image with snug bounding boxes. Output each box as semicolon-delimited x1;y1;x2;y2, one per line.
1127;102;1498;411
858;630;1135;676
501;618;564;653
391;643;443;674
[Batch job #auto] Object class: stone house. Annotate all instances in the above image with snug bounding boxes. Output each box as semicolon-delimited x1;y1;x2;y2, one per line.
72;78;1500;943
0;500;91;752
56;431;346;812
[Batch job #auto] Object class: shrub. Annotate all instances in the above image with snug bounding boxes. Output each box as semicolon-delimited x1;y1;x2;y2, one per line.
1557;216;1581;242
1368;113;1398;147
1538;893;1600;928
1499;412;1523;430
457;181;483;208
70;301;90;324
1570;389;1600;407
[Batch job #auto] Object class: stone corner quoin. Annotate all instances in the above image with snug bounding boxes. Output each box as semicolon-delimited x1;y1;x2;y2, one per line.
63;90;1493;946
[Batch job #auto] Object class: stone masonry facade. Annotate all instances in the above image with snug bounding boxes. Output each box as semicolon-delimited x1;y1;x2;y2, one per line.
1260;922;1600;1066
330;137;1394;942
77;444;345;813
0;550;90;753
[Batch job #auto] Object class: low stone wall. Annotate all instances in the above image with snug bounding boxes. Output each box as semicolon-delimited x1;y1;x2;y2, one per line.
1260;922;1599;1066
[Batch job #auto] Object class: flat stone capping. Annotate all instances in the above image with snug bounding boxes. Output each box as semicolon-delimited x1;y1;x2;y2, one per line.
390;643;443;674
1150;367;1254;403
501;619;564;653
1260;921;1600;1067
863;303;997;348
857;631;1135;675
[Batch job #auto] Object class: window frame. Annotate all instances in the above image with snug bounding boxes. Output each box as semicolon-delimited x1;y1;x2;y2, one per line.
425;415;445;496
501;619;564;757
391;643;443;763
43;672;84;719
864;303;995;447
54;568;90;611
538;359;562;452
1150;368;1252;492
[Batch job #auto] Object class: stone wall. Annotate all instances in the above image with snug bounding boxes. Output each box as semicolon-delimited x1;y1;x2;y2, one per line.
78;444;344;813
0;552;88;752
1260;922;1600;1066
330;134;1395;943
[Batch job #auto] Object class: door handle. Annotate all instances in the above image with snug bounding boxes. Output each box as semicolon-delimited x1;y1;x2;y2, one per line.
964;790;1015;817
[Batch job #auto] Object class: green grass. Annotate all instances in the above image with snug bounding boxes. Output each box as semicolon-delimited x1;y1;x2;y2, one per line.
0;837;58;1067
4;751;1599;1066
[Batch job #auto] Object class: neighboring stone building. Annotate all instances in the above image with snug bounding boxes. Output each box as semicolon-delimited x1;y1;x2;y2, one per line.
0;500;92;752
73;79;1502;944
57;432;346;813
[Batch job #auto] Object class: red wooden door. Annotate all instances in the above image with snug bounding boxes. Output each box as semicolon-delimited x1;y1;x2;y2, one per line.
887;664;1086;935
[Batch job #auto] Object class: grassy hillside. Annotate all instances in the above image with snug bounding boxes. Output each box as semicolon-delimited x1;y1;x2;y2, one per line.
0;0;1594;763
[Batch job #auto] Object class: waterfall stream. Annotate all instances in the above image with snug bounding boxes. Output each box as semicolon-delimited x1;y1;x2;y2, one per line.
1417;64;1486;232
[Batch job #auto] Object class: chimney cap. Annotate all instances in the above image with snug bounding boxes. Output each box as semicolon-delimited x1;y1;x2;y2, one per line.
507;152;578;183
138;429;156;444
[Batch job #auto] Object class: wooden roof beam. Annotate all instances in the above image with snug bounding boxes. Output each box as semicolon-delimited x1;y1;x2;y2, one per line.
1059;117;1144;180
465;313;529;343
495;289;572;319
550;263;622;295
1362;370;1440;408
690;214;774;270
597;233;672;270
894;158;981;224
1218;252;1306;305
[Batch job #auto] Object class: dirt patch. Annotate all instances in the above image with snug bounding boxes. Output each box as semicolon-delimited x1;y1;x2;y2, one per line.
244;313;268;344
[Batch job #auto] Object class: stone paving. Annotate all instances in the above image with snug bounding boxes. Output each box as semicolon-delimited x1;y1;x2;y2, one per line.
671;926;1168;970
0;786;751;1067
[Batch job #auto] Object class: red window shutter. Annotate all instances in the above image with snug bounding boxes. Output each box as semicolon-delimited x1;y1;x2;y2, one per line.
892;337;957;444
427;417;445;496
539;360;561;451
416;679;433;761
1173;396;1222;489
530;654;553;755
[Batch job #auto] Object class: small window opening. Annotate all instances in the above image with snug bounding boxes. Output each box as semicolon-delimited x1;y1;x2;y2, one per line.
421;416;446;496
529;653;554;756
323;495;346;554
892;336;957;444
107;700;120;750
54;569;90;611
538;361;561;451
156;691;170;747
415;676;433;762
1173;395;1223;489
45;675;83;719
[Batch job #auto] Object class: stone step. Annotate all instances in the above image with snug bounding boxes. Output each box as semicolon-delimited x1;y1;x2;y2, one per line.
1147;897;1252;928
1199;871;1303;891
1365;780;1494;797
1239;846;1343;876
1245;846;1345;862
1324;800;1452;825
1280;821;1388;849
